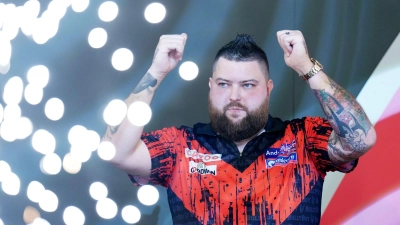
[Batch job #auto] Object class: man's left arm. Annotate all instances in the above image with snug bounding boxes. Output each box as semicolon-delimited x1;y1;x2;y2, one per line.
277;30;377;165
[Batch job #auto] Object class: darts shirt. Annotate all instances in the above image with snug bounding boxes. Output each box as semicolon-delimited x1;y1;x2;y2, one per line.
129;115;357;225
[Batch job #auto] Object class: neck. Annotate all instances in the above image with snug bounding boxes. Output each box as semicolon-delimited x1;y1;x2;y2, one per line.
234;128;265;153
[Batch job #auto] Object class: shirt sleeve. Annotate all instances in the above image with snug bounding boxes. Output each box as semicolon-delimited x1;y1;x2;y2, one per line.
304;117;358;176
128;127;180;187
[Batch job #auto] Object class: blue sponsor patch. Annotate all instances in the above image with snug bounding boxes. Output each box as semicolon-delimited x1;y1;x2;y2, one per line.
266;152;298;168
264;148;280;158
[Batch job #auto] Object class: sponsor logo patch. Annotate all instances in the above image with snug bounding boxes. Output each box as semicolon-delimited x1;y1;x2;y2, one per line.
185;148;221;162
264;140;298;168
189;161;217;176
266;152;298;168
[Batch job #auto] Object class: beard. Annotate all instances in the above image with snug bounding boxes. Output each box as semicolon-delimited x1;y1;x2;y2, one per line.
208;98;269;142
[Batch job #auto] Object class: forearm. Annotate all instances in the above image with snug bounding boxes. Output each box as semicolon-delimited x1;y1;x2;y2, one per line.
102;69;162;163
309;71;377;162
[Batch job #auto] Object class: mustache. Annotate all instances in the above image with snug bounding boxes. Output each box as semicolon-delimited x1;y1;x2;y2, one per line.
223;102;248;112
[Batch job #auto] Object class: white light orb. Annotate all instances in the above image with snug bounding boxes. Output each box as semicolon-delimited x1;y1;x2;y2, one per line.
103;99;127;126
32;18;50;44
121;205;141;224
71;0;89;13
86;130;100;151
70;145;92;163
98;1;118;22
97;141;116;161
88;27;107;49
1;8;19;41
45;98;64;121
89;182;108;200
1;172;20;195
24;83;44;105
137;185;159;206
38;190;58;212
32;218;50;225
27;65;49;88
27;181;45;203
179;61;199;81
40;153;62;175
111;48;134;71
32;129;56;155
0;218;3;225
3;76;23;105
144;3;166;24
0;31;12;66
127;101;152;127
3;104;21;122
0;160;11;182
96;198;118;219
68;125;87;146
0;119;17;142
24;0;41;19
16;117;33;139
47;0;68;20
63;206;85;225
0;62;10;74
62;153;82;174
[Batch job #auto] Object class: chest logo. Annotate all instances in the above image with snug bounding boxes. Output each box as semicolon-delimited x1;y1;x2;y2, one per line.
189;161;217;176
185;148;221;162
264;140;298;168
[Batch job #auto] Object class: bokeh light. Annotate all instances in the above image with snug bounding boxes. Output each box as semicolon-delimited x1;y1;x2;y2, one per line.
0;160;11;182
121;205;141;224
1;172;20;195
38;190;58;212
71;0;89;13
97;141;116;161
88;27;107;48
127;101;152;126
63;206;85;225
98;1;118;22
89;182;108;200
40;153;62;175
70;145;92;163
0;119;18;142
103;99;127;126
0;31;12;66
96;198;118;219
45;97;64;121
68;125;87;146
62;153;82;174
111;48;134;71
0;62;10;75
3;76;23;105
16;117;34;139
24;83;44;105
86;130;101;151
137;185;159;206
23;206;40;224
144;3;166;24
32;218;50;225
32;129;56;155
27;181;45;203
179;61;199;81
27;65;49;88
3;104;21;122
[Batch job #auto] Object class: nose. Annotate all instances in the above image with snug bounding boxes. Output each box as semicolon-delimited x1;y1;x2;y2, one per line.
229;85;241;102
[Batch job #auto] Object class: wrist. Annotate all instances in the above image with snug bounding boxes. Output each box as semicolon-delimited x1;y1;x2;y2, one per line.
298;58;323;81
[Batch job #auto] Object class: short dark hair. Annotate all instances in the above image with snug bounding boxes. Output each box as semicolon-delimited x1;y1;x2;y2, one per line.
213;34;270;79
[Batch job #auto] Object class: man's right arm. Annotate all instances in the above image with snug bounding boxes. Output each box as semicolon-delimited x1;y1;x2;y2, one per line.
102;34;187;178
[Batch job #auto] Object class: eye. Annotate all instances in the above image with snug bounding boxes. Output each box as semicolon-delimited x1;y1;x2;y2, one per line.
243;83;254;88
218;82;228;87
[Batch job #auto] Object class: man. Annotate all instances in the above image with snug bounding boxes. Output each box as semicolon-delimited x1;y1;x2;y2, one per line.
103;30;376;225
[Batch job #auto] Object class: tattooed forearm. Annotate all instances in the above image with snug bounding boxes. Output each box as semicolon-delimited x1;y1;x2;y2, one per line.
132;72;157;94
104;124;121;140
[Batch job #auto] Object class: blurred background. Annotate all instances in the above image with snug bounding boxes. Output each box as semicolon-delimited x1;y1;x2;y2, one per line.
0;0;399;224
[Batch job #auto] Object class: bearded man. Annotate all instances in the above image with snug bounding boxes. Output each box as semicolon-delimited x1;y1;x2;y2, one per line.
103;31;376;225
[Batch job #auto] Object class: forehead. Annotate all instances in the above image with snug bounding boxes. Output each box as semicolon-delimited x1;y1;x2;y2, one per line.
213;57;267;80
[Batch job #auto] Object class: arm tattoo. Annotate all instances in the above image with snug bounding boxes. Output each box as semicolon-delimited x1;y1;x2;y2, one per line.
104;124;120;140
313;78;373;161
132;72;157;94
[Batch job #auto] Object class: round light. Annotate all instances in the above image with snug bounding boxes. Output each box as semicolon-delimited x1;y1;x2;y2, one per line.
27;65;49;88
179;61;199;81
137;185;159;206
62;153;82;174
98;1;118;22
88;27;107;49
3;104;21;122
24;83;44;105
44;98;64;121
121;205;141;224
103;99;127;126
3;76;23;105
86;130;100;151
16;117;33;139
0;119;17;142
27;181;45;203
23;206;41;224
127;101;152;126
71;0;89;13
63;206;85;225
40;153;62;175
0;31;12;66
0;62;10;75
32;129;56;155
89;182;108;200
111;48;134;71
97;141;116;161
68;125;87;146
96;198;118;219
70;145;92;163
38;190;58;212
144;3;166;24
32;218;50;225
1;172;20;195
0;160;11;182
